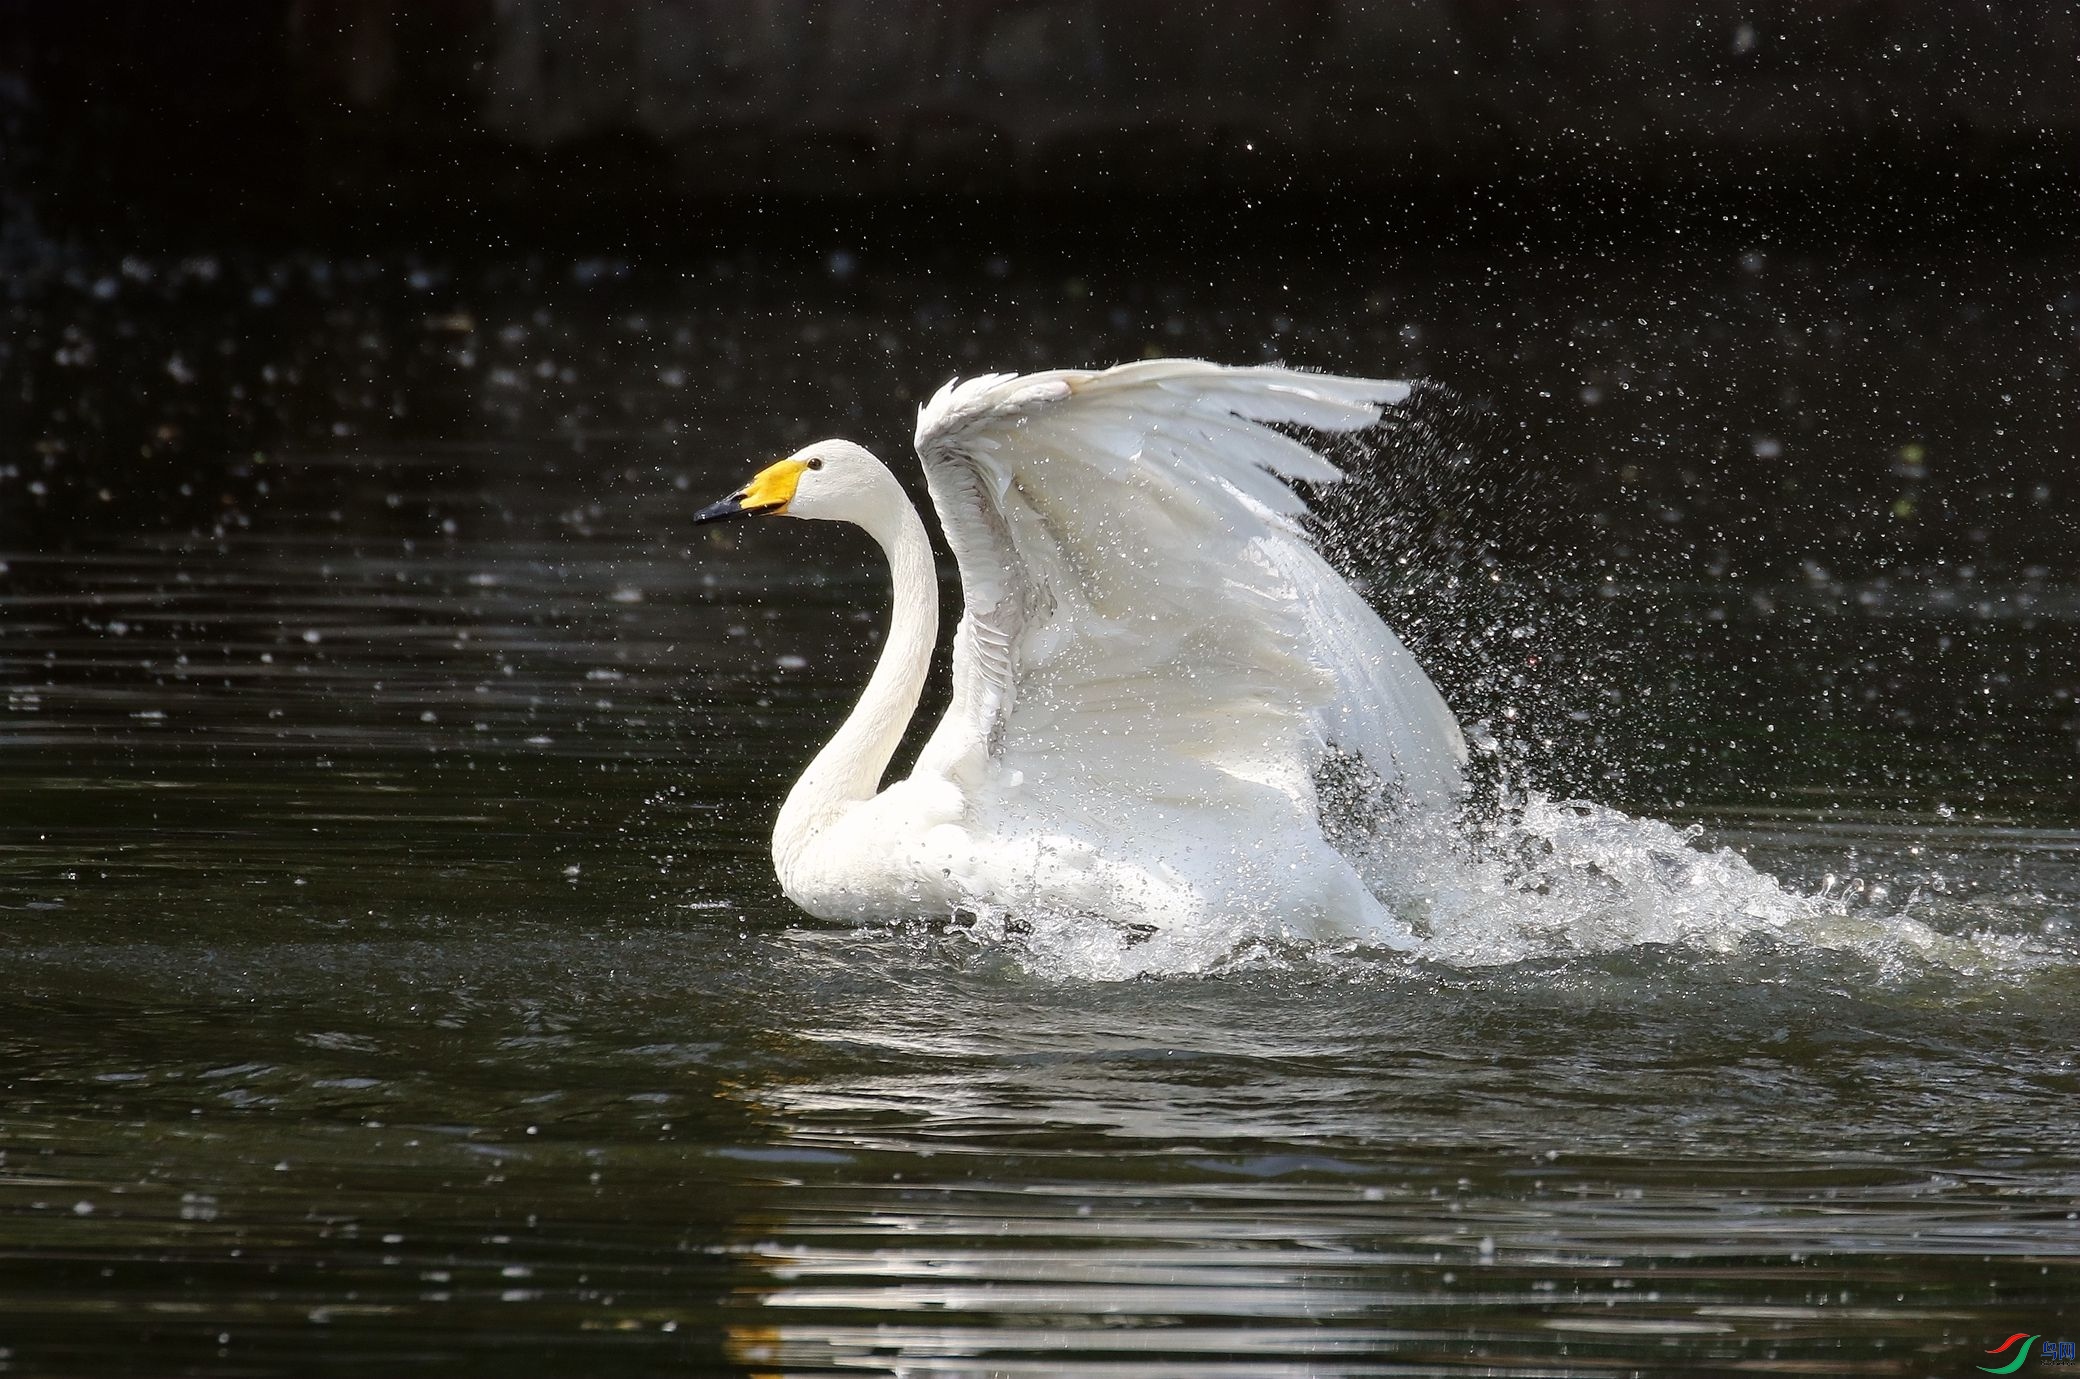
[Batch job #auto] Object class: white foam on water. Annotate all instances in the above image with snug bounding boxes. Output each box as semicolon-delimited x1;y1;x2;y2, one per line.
1373;792;1817;967
948;790;2068;984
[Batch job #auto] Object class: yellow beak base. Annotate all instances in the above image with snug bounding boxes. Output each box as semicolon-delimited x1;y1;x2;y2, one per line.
694;458;808;524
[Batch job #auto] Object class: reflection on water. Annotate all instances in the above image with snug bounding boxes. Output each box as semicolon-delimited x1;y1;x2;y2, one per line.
2;248;2078;1374
718;920;2080;1374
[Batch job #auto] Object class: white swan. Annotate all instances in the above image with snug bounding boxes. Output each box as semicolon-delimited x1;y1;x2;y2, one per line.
695;360;1466;946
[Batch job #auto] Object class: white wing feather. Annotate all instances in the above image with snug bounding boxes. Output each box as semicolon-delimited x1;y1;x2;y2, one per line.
910;360;1465;854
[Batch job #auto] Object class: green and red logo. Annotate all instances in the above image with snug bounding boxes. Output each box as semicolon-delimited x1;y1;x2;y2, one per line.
1981;1335;2040;1375
1981;1334;2078;1374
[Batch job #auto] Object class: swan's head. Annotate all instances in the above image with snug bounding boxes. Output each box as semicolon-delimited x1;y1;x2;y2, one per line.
693;440;890;526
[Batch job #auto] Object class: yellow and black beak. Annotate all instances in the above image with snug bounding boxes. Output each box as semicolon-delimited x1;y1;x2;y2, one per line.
694;457;809;525
692;492;773;524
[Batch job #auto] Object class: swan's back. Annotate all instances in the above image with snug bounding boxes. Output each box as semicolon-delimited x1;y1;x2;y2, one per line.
906;361;1464;934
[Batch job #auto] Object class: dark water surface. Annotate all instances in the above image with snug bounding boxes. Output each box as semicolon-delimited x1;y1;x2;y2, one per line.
3;248;2078;1375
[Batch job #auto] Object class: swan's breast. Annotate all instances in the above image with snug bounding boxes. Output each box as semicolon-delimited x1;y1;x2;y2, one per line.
773;775;973;922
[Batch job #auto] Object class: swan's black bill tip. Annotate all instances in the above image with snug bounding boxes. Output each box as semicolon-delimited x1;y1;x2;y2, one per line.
694;494;781;524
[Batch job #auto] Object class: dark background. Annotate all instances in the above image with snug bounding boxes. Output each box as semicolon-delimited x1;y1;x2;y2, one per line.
3;1;2076;578
9;0;2078;244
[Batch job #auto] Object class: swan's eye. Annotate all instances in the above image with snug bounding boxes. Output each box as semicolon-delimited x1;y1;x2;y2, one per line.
806;457;824;471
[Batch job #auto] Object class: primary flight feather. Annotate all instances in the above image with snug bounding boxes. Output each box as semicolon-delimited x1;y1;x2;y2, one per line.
695;360;1466;946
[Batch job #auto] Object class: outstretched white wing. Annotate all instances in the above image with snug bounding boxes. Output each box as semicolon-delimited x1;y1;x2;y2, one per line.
910;359;1465;834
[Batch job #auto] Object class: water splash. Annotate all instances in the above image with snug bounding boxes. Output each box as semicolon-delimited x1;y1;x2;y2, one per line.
1373;791;1816;966
935;788;2066;984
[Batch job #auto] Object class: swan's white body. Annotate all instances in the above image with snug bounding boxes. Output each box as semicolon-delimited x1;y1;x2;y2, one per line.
699;360;1466;947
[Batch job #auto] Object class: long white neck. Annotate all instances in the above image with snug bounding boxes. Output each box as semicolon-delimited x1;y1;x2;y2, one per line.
772;490;939;874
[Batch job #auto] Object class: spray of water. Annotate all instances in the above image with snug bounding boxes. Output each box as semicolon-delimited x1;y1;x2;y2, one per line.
939;778;2059;983
913;391;2064;984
